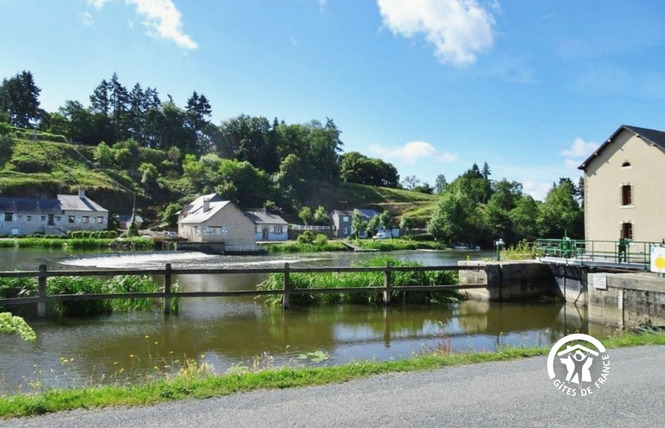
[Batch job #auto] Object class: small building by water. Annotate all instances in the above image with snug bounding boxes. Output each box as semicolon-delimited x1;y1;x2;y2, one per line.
244;209;288;241
177;193;257;251
0;189;108;236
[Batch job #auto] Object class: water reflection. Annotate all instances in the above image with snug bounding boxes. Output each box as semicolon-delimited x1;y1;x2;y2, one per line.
0;248;595;394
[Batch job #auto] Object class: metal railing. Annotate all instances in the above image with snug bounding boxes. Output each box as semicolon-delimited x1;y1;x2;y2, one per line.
534;238;659;270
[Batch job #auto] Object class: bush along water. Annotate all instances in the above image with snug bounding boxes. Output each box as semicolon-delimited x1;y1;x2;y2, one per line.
0;275;179;317
257;256;460;306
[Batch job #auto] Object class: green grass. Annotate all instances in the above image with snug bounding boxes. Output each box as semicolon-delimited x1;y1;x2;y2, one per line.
257;256;459;306
353;238;446;251
0;237;155;250
1;331;663;418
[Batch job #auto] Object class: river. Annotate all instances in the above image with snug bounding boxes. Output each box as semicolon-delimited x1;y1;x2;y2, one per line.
0;247;599;394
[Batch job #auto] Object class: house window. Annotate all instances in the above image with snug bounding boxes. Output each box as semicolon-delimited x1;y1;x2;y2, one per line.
621;185;632;206
69;216;75;223
269;225;275;233
274;226;282;234
82;216;89;223
203;226;213;235
622;161;631;168
221;227;228;235
621;222;633;240
97;216;103;224
342;216;349;222
26;216;32;221
55;216;61;222
256;226;262;233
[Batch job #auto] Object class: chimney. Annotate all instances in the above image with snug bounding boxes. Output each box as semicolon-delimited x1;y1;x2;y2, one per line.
203;198;210;212
78;188;85;198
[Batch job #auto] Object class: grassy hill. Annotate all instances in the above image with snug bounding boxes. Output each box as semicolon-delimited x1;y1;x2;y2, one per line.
0;130;440;226
307;182;439;227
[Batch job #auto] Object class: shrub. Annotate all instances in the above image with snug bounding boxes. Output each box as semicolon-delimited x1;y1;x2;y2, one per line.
313;234;328;245
297;231;315;244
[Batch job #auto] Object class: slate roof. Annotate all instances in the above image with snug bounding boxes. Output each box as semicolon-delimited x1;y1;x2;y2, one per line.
354;208;380;219
179;199;231;224
0;194;107;214
0;197;61;214
57;194;108;212
579;125;665;170
244;211;288;225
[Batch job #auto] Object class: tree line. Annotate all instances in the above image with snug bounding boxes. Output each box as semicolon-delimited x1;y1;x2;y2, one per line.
425;163;584;246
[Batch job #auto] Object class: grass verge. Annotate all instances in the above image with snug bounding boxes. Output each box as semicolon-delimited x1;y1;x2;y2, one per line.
1;332;664;418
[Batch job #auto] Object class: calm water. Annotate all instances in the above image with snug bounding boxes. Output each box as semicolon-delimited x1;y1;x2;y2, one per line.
0;248;596;394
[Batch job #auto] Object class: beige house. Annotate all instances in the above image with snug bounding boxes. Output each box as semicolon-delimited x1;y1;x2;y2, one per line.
579;125;665;243
178;194;255;247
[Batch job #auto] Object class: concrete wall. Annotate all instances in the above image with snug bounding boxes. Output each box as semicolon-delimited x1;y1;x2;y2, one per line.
588;272;665;328
584;128;665;243
458;260;557;301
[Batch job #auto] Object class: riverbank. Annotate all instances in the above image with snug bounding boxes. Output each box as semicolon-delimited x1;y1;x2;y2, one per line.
1;331;663;418
0;237;155;250
264;238;448;253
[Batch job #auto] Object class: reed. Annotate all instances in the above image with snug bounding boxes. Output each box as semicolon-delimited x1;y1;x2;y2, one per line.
257;256;460;306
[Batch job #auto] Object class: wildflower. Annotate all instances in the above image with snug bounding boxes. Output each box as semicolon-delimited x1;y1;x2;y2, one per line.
130;354;135;358
144;335;150;339
154;341;158;345
113;361;119;365
118;368;125;374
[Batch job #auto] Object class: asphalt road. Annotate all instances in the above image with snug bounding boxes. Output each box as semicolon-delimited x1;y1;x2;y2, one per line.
3;345;664;428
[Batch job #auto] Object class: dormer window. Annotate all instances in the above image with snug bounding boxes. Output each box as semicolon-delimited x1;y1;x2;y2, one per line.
621;161;631;168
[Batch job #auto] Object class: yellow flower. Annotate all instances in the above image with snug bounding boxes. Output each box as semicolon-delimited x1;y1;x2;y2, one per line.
154;341;158;345
113;361;119;365
144;335;150;339
130;354;135;358
118;368;125;374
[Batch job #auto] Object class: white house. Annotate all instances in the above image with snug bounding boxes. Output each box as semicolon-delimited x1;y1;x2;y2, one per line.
244;210;288;241
0;189;108;236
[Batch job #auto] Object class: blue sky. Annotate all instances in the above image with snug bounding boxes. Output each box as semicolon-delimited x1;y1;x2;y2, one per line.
2;0;665;199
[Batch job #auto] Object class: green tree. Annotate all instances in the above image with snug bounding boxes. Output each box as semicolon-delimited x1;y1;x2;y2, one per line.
399;216;414;236
379;211;393;235
339;152;399;188
298;206;312;225
162;202;182;228
539;178;584;238
510;195;540;241
434;174;448;194
313;206;329;225
93;141;114;167
351;211;366;239
427;191;478;244
0;71;41;128
365;216;379;238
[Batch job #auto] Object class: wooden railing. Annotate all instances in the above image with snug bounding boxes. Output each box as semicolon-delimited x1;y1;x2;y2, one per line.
0;263;488;316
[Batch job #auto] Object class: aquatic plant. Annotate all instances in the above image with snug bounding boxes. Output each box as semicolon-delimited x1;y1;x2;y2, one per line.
257;256;460;306
0;312;36;342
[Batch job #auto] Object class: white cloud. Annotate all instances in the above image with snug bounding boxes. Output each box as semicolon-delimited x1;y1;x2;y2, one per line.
561;137;599;169
522;180;553;202
79;12;94;26
377;0;496;66
370;141;458;164
87;0;198;50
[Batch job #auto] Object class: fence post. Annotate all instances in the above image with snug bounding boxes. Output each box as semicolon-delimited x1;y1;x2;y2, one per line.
38;264;47;318
282;263;290;309
164;263;172;314
383;261;392;305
